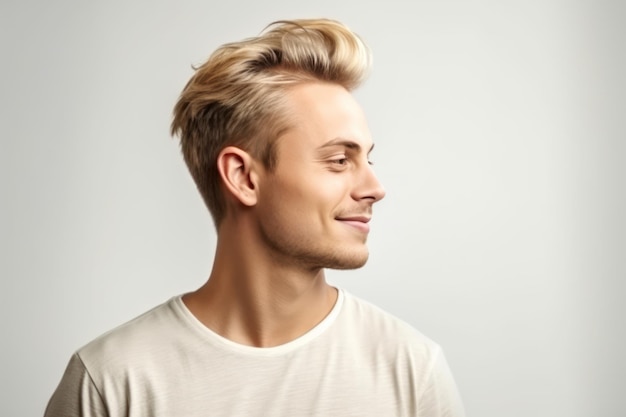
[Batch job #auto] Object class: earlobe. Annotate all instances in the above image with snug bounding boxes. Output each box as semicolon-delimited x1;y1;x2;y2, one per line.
217;146;259;207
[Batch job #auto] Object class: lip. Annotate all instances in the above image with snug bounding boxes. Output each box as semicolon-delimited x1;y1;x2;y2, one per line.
336;216;371;233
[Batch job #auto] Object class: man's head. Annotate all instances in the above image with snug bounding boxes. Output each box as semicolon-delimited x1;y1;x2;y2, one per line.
171;19;372;227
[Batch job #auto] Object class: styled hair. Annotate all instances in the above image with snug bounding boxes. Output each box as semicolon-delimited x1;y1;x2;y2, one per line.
171;19;371;226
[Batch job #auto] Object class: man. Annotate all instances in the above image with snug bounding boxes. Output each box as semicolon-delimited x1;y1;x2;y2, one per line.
45;19;465;416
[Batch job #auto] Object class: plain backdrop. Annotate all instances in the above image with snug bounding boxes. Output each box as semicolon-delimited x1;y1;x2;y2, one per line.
1;0;624;416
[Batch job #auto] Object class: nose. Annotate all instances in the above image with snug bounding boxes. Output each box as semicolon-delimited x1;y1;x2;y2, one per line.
353;163;386;202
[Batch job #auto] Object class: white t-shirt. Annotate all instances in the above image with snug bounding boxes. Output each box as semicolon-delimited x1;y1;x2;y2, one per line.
45;289;465;417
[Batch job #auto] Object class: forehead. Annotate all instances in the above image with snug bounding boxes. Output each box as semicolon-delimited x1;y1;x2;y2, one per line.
277;82;373;153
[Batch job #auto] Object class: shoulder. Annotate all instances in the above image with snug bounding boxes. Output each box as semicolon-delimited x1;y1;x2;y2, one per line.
337;290;442;362
46;298;189;416
75;297;186;372
332;290;465;415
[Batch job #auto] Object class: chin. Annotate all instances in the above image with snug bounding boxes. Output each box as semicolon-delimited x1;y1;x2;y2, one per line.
323;248;370;270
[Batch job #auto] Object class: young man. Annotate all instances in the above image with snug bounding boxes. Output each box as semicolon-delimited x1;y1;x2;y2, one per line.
45;19;465;416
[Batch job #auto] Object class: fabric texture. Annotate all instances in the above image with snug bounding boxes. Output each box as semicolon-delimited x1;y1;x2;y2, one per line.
45;289;465;417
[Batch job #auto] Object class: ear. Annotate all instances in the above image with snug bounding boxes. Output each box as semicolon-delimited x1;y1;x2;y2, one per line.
216;146;260;207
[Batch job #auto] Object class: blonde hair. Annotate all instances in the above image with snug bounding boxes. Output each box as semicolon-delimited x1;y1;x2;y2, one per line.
171;19;372;226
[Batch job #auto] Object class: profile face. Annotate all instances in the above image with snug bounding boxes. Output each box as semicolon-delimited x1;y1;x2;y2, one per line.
254;82;386;270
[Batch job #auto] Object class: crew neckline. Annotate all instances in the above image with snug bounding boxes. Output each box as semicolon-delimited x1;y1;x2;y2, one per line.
172;287;345;356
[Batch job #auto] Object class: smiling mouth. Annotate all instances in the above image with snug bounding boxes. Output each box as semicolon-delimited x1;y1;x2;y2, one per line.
336;216;371;233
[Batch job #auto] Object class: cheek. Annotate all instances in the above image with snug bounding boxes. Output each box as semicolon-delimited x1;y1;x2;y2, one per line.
260;179;312;221
271;191;324;227
263;169;351;218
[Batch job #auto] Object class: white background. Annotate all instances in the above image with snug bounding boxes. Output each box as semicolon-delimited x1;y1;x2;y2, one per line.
1;1;624;416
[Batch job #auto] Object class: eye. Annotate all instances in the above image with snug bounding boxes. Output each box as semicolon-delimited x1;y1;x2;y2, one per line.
328;156;348;166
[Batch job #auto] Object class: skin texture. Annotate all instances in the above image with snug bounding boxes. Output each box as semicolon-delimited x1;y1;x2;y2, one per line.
183;82;385;347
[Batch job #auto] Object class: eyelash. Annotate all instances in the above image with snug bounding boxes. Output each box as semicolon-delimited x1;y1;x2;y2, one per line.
329;158;374;166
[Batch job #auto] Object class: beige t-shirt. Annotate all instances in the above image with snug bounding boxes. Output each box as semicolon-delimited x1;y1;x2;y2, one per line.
45;289;465;417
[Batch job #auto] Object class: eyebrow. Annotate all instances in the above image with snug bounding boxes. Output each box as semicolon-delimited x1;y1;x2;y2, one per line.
318;138;375;154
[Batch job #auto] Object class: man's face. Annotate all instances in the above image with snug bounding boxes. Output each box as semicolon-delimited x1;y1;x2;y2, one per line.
254;82;385;270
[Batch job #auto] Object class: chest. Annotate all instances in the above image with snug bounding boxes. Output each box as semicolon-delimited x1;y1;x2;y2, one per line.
102;348;418;417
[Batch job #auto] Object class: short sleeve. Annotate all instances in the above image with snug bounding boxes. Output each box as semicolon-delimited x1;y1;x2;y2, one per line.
418;347;466;417
44;353;108;417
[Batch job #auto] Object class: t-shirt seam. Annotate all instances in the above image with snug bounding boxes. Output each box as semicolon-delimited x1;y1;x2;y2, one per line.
171;288;345;356
75;351;110;417
417;343;442;406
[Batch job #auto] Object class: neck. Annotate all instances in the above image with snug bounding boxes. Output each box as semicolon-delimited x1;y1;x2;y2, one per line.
182;218;338;348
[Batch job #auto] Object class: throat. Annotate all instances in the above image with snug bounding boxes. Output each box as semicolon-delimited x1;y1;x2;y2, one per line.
182;277;338;348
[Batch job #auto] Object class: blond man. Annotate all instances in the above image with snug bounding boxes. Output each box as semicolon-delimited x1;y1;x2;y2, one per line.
45;19;465;417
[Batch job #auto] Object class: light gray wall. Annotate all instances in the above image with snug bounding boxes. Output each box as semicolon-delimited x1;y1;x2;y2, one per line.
1;1;624;416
